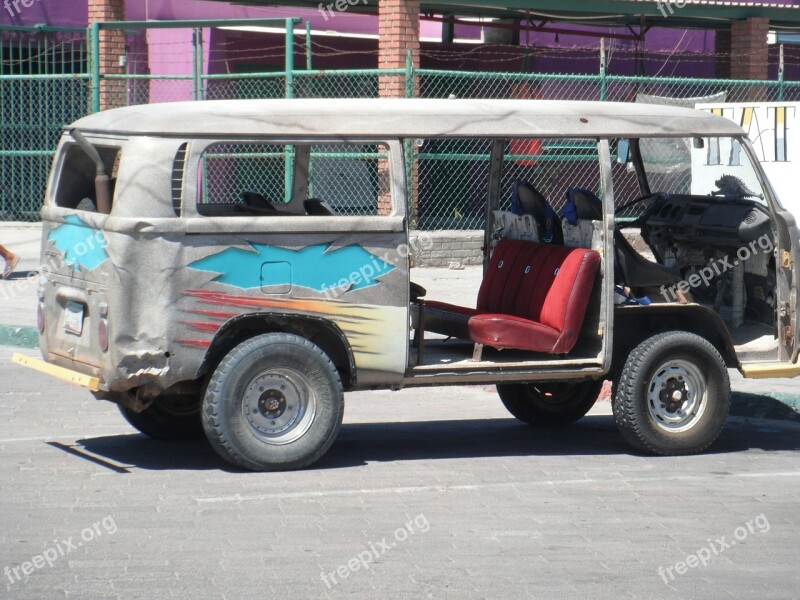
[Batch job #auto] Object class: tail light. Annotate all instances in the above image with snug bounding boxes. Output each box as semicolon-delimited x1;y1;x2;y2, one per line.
98;318;109;352
37;302;44;333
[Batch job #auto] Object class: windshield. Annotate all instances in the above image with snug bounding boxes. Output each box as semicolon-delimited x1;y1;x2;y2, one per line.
639;136;767;203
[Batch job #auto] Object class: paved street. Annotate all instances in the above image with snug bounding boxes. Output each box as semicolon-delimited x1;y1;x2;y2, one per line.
1;344;799;599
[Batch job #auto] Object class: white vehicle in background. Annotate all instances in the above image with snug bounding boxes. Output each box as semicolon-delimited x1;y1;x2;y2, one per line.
695;102;800;219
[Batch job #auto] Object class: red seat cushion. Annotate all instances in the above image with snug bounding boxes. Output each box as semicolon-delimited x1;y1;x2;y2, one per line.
425;240;600;354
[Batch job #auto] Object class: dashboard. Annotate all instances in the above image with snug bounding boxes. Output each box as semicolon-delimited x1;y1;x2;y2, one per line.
644;195;771;247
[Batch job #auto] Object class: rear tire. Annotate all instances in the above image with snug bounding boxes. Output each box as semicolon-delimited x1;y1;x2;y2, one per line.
612;331;730;455
118;395;204;440
497;379;603;425
202;333;344;471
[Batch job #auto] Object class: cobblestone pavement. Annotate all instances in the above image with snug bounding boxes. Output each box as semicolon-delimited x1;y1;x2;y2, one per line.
1;346;799;599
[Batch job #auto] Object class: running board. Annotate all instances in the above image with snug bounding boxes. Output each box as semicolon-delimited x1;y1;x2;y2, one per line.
740;362;800;379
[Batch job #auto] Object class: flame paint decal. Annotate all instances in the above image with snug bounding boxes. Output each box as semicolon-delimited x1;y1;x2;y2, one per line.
183;290;407;374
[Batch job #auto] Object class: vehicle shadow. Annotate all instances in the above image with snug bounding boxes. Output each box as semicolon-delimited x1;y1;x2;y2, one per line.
71;414;800;472
3;269;36;281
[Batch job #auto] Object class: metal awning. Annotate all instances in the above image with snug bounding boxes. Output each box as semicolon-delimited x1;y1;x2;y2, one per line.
211;0;800;31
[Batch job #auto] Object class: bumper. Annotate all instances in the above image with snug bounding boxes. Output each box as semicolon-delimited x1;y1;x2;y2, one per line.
12;353;100;391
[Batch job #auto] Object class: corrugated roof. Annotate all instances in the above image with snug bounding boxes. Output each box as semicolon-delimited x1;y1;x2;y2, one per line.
211;0;800;29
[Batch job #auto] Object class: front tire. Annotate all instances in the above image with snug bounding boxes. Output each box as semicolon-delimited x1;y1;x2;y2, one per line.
612;331;730;455
202;333;344;471
497;380;603;425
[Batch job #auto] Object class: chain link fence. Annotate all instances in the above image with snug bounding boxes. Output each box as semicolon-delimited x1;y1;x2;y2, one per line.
0;26;89;220
4;21;800;225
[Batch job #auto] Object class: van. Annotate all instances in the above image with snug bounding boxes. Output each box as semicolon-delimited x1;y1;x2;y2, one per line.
14;98;800;470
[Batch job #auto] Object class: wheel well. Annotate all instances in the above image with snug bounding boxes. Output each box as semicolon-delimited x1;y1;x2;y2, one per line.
198;313;356;390
611;305;739;377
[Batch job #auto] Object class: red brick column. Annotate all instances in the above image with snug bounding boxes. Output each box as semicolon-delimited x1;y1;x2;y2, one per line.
378;0;421;218
714;30;731;80
89;0;127;110
730;17;769;100
378;0;419;98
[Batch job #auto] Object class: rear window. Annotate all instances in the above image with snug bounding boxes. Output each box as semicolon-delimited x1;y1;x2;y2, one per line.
55;143;120;211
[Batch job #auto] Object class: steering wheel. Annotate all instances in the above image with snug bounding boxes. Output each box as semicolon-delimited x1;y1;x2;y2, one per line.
615;192;668;230
615;192;667;214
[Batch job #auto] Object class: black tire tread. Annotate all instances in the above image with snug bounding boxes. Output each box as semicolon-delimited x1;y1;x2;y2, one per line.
118;397;204;441
497;379;603;426
612;331;730;455
202;332;344;471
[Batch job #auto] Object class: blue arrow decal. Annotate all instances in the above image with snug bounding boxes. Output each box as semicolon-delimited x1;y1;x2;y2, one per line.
48;215;109;271
188;243;395;292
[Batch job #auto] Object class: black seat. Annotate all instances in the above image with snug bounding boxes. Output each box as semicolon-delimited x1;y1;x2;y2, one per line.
304;198;336;216
614;230;682;288
513;181;563;244
240;190;275;214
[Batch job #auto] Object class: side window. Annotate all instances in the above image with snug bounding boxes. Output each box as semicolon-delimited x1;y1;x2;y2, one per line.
55;143;120;211
197;143;288;214
196;142;390;216
307;143;389;216
413;137;602;230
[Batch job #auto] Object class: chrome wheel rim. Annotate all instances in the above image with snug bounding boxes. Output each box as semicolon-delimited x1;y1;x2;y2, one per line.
242;368;315;445
646;359;707;433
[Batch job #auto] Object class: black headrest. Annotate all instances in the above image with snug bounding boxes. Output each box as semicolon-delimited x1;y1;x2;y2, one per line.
564;188;603;224
516;182;549;222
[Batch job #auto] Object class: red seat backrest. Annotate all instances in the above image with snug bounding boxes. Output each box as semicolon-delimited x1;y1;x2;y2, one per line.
477;240;600;334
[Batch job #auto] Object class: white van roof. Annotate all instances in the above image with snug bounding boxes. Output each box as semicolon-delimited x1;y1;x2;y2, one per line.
70;98;744;139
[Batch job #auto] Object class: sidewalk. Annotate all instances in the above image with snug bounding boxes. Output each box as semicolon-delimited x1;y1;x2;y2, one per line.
0;222;40;346
1;221;797;425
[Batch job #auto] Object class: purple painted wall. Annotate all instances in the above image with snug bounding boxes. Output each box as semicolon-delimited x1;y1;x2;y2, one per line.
0;0;793;80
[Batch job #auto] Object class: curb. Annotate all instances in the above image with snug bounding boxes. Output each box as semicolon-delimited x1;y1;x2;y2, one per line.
730;391;800;424
0;324;39;349
727;415;800;433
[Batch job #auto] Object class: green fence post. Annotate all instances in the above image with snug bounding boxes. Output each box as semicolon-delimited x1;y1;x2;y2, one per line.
192;28;200;101
779;44;785;102
405;50;415;227
306;21;312;70
599;37;607;102
284;18;295;201
90;22;100;112
405;49;413;98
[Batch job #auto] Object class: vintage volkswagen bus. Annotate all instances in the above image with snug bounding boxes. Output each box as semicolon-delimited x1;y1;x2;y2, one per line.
14;99;800;470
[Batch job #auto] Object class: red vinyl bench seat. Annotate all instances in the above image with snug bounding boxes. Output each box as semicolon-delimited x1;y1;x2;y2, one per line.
423;239;601;354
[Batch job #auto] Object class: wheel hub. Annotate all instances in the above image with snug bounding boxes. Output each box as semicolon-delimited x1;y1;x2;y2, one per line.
646;359;707;433
659;379;687;413
242;369;316;445
259;390;287;419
